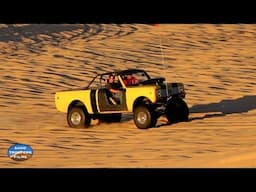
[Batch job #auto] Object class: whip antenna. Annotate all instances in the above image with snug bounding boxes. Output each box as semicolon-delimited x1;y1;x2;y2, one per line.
155;24;169;100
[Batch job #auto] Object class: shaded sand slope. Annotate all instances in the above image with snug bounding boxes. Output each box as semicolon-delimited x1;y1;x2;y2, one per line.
0;24;255;167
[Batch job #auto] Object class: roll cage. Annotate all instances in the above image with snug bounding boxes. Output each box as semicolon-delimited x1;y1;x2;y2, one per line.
85;69;152;89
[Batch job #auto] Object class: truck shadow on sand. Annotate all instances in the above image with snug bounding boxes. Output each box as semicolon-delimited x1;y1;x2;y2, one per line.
189;95;256;121
156;95;256;127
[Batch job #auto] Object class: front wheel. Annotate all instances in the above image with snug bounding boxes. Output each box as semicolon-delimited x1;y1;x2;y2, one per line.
166;98;189;124
67;107;91;128
133;105;157;129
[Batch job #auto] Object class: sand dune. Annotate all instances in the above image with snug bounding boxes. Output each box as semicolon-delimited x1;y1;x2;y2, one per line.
0;24;256;167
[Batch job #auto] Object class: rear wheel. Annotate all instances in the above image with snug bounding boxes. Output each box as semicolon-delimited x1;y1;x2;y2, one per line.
134;105;157;129
166;98;189;123
67;107;91;128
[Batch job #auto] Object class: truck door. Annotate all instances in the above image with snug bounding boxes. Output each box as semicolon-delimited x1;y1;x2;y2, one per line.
97;88;127;112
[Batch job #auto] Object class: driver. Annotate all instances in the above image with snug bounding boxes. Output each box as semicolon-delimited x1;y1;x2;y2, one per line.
106;75;122;105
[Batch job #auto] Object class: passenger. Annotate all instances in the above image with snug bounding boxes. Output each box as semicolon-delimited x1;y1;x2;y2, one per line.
123;74;139;86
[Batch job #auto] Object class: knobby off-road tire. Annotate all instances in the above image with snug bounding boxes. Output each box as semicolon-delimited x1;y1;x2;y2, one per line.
67;107;91;128
166;98;189;124
133;105;157;129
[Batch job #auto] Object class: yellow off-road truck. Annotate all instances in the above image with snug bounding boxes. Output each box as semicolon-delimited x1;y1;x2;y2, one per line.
55;69;189;129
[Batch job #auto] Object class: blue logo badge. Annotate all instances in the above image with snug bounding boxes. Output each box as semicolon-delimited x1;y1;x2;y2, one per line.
8;143;33;161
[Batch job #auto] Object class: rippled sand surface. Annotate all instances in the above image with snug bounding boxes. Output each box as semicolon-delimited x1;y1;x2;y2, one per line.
0;24;256;167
